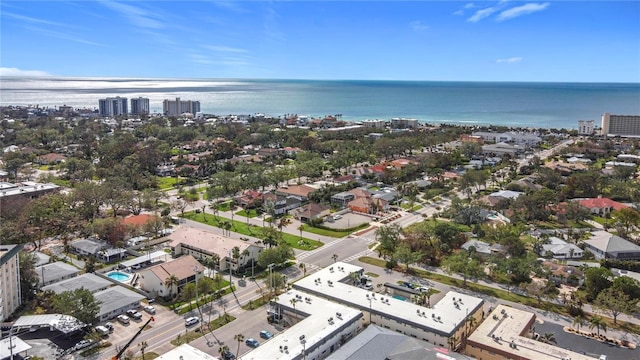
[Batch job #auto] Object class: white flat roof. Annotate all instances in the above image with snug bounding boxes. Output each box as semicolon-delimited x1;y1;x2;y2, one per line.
0;336;31;359
468;304;594;360
13;314;85;334
155;344;220;360
293;262;483;337
120;250;170;268
242;289;362;360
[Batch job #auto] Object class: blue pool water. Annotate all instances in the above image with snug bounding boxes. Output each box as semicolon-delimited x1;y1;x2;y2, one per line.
392;294;407;301
108;271;131;282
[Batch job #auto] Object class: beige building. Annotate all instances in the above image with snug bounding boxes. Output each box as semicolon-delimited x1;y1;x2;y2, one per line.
137;255;201;298
168;227;263;273
601;112;640;137
1;244;23;321
466;304;594;360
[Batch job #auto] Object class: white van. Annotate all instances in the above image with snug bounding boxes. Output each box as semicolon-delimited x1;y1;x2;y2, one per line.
95;325;109;336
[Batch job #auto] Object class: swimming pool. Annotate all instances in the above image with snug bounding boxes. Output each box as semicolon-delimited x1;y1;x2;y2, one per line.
392;294;407;301
107;271;131;282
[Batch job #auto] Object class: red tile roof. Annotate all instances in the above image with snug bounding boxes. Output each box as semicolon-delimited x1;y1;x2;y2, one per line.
122;214;158;226
577;198;629;211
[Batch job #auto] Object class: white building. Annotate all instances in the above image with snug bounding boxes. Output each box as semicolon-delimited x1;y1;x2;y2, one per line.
0;244;22;322
578;120;595;135
601;112;640;137
130;97;150;115
98;96;128;117
292;262;484;349
362;119;386;129
538;237;583;259
473;131;541;147
391;117;419;129
163;97;201;116
243;290;362;360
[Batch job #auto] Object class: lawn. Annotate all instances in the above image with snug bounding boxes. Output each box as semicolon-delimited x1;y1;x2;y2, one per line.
213;201;234;212
182;211;323;251
237;209;260;218
156;176;182;190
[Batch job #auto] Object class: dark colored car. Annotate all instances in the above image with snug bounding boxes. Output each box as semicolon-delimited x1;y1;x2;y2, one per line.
222;349;236;360
260;330;273;339
245;338;260;347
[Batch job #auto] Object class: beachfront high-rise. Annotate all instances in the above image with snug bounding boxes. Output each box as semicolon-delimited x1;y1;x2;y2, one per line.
162;97;201;116
601;113;640;137
98;96;128;117
130;97;150;115
578;120;595;135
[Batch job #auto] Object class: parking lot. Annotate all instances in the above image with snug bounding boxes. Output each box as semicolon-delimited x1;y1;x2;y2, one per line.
323;212;371;230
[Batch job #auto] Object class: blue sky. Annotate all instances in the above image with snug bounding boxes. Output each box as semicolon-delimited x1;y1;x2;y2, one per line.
1;1;639;82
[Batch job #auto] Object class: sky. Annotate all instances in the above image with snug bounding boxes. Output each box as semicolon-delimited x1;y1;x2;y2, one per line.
1;1;639;82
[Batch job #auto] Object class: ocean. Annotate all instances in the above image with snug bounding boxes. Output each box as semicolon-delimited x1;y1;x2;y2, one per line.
1;77;639;129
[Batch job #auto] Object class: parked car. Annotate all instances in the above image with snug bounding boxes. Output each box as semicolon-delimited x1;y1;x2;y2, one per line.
74;339;93;351
95;325;110;336
116;315;130;324
401;281;414;289
143;305;156;314
185;317;200;326
104;322;114;332
259;330;273;339
333;214;342;220
126;310;143;320
221;349;236;360
245;338;260;347
416;286;430;293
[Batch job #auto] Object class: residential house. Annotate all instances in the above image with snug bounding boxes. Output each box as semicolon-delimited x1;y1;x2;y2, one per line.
583;231;640;260
575;197;629;216
262;193;302;216
294;203;331;223
0;244;22;321
36;262;80;286
42;273;112;294
94;286;145;321
168;227;263;272
543;261;584;286
481;190;523;207
70;238;126;263
538;237;584;259
275;184;316;202
156;162;175;176
35;153;67;165
235;190;264;208
138;255;201;298
461;239;505;259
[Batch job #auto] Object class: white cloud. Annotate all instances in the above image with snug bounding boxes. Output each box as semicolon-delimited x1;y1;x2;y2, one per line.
100;1;164;29
409;21;429;32
497;2;550;21
496;57;523;64
0;67;52;77
467;6;500;22
203;45;248;53
3;11;67;27
465;3;476;9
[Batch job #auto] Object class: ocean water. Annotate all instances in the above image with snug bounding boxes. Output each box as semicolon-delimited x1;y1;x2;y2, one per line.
1;77;639;129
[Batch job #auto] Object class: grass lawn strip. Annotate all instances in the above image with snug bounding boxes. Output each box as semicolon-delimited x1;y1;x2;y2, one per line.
170;314;236;346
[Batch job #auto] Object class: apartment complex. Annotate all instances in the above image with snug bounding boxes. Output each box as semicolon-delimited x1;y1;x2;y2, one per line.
1;244;23;322
391;117;419;129
98;96;128;117
601;113;640;137
578;120;595;135
130;97;150;115
0;181;60;218
162;97;201;116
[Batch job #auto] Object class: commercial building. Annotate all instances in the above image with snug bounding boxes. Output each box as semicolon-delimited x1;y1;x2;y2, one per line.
391;117;419;129
244;290;362;360
473;131;541;147
155;344;219;360
0;244;23;322
601;113;640;137
293;262;484;350
163;97;201;116
0;181;60;217
578;120;595;135
130;97;150;115
98;96;128;117
466;304;593;360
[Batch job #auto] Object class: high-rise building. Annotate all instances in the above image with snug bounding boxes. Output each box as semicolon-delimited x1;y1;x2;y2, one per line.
130;97;150;115
601;113;640;137
98;96;128;117
578;120;595;135
1;244;23;321
163;97;201;116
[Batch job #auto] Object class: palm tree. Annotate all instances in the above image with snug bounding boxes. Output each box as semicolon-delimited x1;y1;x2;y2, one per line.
448;335;458;350
277;217;292;234
572;314;585;333
465;315;478;337
164;274;179;299
542;332;557;344
139;341;148;360
218;345;230;359
297;224;304;240
231;246;241;275
589;315;607;336
299;263;306;277
290;298;298;323
234;333;245;359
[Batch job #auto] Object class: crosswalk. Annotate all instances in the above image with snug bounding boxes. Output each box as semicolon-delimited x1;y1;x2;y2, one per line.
343;248;375;263
297;238;343;260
